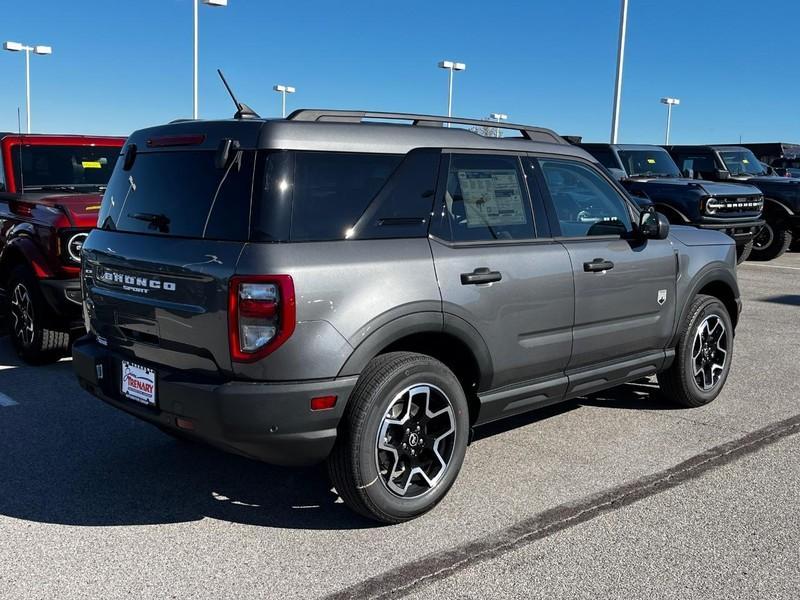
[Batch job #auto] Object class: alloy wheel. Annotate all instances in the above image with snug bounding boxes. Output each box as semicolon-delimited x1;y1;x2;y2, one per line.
753;223;774;251
375;384;457;498
10;282;35;348
691;314;728;391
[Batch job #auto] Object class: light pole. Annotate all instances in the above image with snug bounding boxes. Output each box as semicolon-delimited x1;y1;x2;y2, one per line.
660;97;680;145
3;41;52;134
438;60;466;124
193;0;228;120
489;113;507;137
273;85;296;117
609;0;629;143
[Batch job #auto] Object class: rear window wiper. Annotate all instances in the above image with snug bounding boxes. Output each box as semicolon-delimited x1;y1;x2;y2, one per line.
23;184;105;193
129;212;171;232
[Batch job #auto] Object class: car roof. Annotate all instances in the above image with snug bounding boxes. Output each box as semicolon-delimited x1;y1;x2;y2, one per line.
582;143;669;151
124;110;595;160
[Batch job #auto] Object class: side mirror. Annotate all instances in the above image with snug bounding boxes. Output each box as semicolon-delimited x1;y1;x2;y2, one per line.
715;168;731;180
639;207;670;240
607;167;627;182
682;168;694;179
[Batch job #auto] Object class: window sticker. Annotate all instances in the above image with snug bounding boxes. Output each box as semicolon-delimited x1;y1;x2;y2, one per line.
742;159;750;164
647;158;656;164
82;161;102;169
456;169;527;228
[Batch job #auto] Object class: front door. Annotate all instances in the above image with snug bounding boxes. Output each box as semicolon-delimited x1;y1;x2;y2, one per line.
534;157;677;384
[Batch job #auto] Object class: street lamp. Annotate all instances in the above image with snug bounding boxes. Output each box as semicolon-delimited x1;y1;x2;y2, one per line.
273;84;296;118
609;0;629;143
660;97;681;145
193;0;228;119
3;41;52;134
489;112;507;137
437;60;466;124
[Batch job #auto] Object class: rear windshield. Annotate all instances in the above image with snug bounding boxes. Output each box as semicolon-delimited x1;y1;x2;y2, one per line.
11;144;120;193
98;150;255;241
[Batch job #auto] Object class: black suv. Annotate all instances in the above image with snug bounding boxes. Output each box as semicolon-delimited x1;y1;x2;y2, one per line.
666;145;800;260
74;110;741;523
580;143;763;263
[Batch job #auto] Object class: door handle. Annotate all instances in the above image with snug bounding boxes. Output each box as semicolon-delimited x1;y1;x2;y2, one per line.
460;268;502;285
583;258;615;273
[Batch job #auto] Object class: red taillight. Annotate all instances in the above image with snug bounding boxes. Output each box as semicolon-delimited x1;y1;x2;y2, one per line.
228;275;295;362
311;396;337;411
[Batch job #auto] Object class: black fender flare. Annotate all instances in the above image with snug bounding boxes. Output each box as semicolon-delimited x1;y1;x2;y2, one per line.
762;197;794;220
0;235;54;281
670;263;740;347
653;203;691;224
337;311;494;390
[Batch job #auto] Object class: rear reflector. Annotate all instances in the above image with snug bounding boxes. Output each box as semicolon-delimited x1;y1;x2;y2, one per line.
311;396;337;411
146;134;206;148
175;417;195;431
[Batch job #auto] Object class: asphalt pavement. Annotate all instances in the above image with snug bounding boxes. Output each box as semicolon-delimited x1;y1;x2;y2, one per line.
0;252;798;599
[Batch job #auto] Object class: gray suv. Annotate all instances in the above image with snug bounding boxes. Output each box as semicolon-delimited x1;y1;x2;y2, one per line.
73;110;741;523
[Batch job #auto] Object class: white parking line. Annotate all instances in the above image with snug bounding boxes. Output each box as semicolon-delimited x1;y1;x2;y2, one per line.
741;263;800;271
0;392;18;407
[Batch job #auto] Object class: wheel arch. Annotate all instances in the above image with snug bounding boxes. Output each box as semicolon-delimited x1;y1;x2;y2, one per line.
763;197;794;219
671;266;740;347
0;237;54;283
653;203;691;224
338;312;493;425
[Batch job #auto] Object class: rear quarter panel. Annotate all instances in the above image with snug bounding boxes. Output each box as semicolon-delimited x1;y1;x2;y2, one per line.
233;238;441;381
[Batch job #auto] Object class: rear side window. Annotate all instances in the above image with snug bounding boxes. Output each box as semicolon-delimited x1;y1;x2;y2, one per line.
290;152;403;241
99;150;255;241
674;153;716;174
438;154;535;242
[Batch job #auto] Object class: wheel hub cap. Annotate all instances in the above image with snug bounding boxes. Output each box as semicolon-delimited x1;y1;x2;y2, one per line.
375;384;457;498
691;315;728;392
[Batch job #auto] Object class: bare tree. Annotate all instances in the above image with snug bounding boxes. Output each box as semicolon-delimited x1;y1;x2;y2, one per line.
469;125;502;138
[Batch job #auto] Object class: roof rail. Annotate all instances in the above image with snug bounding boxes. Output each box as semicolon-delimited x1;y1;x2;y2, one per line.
285;109;567;145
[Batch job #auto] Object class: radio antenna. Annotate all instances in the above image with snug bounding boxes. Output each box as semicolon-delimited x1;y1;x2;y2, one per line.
216;69;260;120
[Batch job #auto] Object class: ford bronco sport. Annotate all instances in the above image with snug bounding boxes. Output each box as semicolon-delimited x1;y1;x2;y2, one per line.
73;110;741;523
579;143;763;263
0;133;126;362
666;144;800;261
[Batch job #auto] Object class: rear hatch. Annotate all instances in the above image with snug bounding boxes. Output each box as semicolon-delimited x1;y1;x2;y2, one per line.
82;121;264;378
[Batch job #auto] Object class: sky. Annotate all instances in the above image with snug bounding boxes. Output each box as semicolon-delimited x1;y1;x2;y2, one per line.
0;0;797;144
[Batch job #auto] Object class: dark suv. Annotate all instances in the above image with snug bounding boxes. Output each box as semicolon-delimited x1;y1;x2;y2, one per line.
580;143;763;263
0;133;126;362
74;111;741;523
666;145;800;260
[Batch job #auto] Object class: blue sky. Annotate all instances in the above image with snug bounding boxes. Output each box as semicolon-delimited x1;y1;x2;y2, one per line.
0;0;797;144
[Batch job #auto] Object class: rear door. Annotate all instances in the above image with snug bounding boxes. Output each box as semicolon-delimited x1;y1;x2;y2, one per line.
533;156;677;393
83;141;258;378
429;152;574;421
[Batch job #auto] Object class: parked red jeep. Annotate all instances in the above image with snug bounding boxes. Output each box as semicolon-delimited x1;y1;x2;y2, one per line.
0;134;125;362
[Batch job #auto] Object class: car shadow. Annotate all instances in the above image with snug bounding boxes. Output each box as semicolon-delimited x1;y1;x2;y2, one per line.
0;338;678;531
758;294;800;307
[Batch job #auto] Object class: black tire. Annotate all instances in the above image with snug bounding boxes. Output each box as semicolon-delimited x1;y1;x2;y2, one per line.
327;351;469;523
749;219;792;261
658;294;733;408
4;265;70;364
735;240;753;264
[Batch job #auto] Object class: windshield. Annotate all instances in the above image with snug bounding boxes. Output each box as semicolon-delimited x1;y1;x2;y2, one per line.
617;149;681;178
718;149;768;176
10;144;121;193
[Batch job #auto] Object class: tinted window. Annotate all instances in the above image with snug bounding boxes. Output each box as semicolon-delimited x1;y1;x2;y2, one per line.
438;154;535;242
674;153;716;175
10;144;120;192
718;150;768;176
539;159;632;237
290;152;403;241
99;150;255;241
617;149;681;177
585;147;619;170
348;149;439;239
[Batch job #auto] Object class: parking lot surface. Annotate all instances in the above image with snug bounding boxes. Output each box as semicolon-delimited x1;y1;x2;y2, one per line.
0;253;798;599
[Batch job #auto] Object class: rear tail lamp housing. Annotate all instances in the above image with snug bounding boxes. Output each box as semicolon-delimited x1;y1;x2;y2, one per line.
228;275;295;362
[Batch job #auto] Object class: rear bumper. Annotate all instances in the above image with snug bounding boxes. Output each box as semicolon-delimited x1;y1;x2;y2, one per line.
72;337;357;466
695;219;764;244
